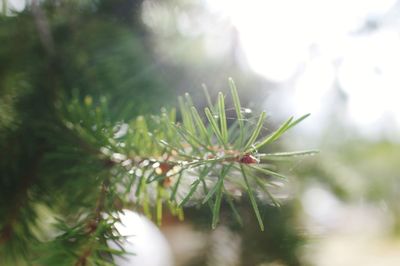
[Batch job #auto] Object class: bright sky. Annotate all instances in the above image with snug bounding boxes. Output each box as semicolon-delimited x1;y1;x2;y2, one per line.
206;0;400;140
2;0;25;13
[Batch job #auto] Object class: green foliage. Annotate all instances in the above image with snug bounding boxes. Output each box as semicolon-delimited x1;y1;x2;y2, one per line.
0;1;314;265
0;76;312;264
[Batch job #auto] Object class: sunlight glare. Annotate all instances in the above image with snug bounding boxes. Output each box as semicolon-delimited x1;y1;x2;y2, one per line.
206;0;400;138
338;29;400;128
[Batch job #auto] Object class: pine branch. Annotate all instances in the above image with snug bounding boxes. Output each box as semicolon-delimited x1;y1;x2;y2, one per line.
4;79;313;264
55;79;312;230
74;177;110;266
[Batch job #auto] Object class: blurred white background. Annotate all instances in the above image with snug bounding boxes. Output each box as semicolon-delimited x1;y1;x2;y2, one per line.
207;0;400;142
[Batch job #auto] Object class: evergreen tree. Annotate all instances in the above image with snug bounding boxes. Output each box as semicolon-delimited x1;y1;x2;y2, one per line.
0;1;315;265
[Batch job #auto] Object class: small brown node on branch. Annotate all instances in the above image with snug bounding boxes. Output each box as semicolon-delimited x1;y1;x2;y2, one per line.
238;153;259;164
159;162;172;174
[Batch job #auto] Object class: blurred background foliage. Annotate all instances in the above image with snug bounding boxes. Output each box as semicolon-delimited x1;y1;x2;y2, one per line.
1;0;400;265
